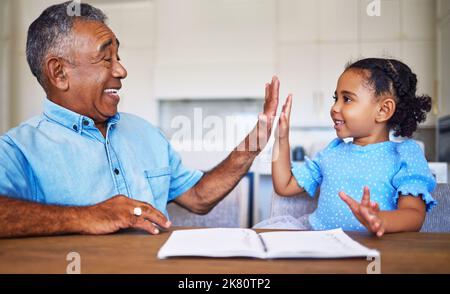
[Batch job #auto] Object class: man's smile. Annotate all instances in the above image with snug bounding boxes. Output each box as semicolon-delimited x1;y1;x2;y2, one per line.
103;87;121;103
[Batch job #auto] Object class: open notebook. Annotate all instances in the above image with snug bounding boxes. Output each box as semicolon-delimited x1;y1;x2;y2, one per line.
157;228;379;259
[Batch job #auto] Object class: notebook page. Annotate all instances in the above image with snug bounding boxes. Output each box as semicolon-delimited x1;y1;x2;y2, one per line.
260;228;379;258
157;228;265;259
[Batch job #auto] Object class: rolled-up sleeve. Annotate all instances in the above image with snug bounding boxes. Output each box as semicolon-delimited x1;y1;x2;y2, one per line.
166;142;203;201
0;136;35;201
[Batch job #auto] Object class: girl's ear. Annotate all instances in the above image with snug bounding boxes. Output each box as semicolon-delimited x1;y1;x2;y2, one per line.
375;96;396;123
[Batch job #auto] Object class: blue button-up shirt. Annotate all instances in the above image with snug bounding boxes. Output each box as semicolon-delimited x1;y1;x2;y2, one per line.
0;99;203;216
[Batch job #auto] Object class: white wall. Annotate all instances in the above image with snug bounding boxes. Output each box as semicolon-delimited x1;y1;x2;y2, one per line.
1;0;440;132
154;0;276;99
437;0;450;117
0;0;11;134
8;0;51;128
1;0;9;134
91;0;157;124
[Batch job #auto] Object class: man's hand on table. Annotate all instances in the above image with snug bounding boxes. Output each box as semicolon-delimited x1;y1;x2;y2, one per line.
82;195;171;235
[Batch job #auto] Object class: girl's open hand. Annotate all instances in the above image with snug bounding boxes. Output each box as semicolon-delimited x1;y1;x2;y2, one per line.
275;94;293;140
339;186;385;237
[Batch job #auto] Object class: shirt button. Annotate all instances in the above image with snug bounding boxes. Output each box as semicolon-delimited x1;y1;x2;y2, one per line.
114;168;120;175
72;124;78;131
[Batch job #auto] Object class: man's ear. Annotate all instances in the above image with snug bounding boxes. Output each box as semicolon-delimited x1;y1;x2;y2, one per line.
45;57;69;91
375;96;396;123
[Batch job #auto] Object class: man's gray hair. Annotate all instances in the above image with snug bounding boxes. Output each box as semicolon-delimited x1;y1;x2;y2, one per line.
26;1;107;87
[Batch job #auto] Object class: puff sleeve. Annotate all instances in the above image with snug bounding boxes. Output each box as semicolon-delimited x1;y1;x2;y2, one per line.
291;138;342;197
392;140;437;212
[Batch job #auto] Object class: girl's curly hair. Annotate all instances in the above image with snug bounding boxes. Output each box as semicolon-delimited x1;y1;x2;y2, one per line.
346;58;432;137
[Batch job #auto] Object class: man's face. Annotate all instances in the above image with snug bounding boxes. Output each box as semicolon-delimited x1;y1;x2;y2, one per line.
63;20;127;123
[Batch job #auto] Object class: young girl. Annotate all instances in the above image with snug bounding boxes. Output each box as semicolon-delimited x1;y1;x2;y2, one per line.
259;58;436;237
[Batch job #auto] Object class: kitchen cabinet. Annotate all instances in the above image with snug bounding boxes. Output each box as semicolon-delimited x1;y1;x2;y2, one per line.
154;0;276;99
278;43;320;127
278;0;437;127
360;0;401;41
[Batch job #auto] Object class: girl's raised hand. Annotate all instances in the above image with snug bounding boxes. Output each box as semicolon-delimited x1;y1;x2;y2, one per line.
275;94;293;140
339;186;385;237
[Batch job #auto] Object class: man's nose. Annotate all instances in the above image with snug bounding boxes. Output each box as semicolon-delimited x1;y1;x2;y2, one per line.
112;61;127;79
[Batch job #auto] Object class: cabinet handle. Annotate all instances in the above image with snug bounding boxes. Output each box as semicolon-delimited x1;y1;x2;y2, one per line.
433;79;439;116
313;91;325;121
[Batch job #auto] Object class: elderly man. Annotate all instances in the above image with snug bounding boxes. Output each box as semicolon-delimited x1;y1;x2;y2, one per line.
0;2;279;238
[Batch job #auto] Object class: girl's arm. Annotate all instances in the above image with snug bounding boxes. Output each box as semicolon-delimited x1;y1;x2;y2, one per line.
272;95;304;196
377;196;425;233
339;186;426;237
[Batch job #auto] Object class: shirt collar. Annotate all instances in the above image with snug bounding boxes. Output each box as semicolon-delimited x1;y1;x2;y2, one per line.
43;98;121;134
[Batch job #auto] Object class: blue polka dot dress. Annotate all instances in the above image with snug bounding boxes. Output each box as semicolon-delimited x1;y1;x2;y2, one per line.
291;138;437;231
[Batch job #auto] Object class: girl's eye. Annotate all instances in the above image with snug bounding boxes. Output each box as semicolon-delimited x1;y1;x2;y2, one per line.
332;95;338;101
344;96;351;103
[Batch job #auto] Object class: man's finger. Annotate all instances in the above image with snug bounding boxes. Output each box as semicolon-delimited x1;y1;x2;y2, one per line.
133;217;160;235
258;113;269;131
273;77;280;107
264;76;279;118
271;76;279;100
265;81;272;101
258;113;269;149
139;204;171;229
263;81;271;114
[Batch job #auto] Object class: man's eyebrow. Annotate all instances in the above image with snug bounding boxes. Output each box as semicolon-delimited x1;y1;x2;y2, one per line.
98;39;113;52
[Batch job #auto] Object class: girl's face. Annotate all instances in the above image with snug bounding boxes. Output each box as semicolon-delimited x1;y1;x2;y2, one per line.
330;69;382;142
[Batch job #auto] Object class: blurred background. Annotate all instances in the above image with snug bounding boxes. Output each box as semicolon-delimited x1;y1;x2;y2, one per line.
0;0;449;225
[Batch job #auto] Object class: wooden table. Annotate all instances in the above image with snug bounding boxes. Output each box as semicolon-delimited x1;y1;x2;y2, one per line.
1;227;449;274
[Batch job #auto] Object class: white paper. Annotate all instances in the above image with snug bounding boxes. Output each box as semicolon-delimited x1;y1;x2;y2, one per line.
157;228;265;259
260;228;380;259
157;228;379;259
